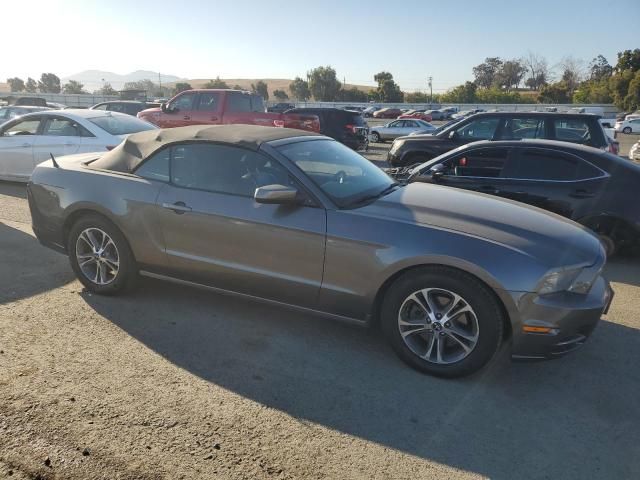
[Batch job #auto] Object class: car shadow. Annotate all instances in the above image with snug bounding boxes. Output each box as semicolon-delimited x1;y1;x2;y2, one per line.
604;256;640;287
0;222;74;304
0;181;27;199
82;278;640;479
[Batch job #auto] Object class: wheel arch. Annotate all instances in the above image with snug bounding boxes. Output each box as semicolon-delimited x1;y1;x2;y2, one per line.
578;213;640;248
369;262;514;341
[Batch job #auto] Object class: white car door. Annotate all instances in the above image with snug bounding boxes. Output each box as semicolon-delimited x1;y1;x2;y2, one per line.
400;120;419;136
32;116;83;166
0;117;41;181
384;120;404;139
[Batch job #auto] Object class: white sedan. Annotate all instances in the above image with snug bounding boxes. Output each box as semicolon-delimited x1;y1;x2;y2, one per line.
0;110;157;182
369;119;436;142
614;118;640;134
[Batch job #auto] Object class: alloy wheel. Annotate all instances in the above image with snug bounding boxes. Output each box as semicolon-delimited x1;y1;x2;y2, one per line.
397;288;479;364
75;227;120;285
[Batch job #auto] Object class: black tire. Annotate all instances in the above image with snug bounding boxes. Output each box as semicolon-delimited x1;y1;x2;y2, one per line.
381;266;504;378
371;132;382;143
599;234;616;258
623;127;632;134
67;214;137;295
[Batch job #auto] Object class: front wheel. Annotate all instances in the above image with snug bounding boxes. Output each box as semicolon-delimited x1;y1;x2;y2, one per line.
381;266;504;378
67;215;137;295
623;127;632;134
370;132;381;143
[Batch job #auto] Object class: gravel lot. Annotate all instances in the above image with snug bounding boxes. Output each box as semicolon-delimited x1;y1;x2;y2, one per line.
1;167;639;479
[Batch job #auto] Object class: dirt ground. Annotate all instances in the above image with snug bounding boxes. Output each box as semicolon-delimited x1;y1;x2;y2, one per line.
1;174;639;479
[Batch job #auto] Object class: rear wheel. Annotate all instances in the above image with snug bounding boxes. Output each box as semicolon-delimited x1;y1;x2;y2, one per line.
381;266;504;378
623;127;632;134
67;215;136;295
371;132;381;143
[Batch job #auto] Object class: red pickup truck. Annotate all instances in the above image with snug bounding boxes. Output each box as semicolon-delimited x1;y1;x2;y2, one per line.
137;89;319;132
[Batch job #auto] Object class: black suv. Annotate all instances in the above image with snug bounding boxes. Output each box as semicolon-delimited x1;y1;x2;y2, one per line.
285;107;369;150
388;112;617;167
267;102;296;113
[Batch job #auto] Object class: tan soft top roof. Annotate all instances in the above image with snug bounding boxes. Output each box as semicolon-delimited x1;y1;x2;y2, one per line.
91;124;322;173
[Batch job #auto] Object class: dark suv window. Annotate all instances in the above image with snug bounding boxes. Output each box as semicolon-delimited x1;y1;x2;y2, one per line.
454;117;500;140
448;148;508;178
510;148;602;181
553;118;591;143
500;117;546;139
226;93;265;113
198;92;220;111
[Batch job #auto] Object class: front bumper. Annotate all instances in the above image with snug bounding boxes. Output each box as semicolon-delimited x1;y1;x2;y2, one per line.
509;275;612;360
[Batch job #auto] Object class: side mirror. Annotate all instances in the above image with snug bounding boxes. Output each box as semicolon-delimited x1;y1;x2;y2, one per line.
448;130;458;140
161;103;176;113
254;184;300;205
429;163;446;180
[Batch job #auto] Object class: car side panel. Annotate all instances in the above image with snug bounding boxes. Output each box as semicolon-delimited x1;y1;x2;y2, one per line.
319;209;544;321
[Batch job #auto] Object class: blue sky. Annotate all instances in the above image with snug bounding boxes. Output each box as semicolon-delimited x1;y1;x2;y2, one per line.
3;0;639;91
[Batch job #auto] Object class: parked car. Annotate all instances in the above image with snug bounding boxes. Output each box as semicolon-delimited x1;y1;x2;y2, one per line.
283;107;368;150
630;140;640;162
90;101;150;117
363;106;382;117
388;112;618;167
0;105;51;124
137;89;320;133
451;109;484;120
6;96;48;107
399;111;433;122
27;124;612;377
373;108;403;119
614;118;640;134
267;102;295;113
393;139;640;256
370;119;435;142
424;109;447;120
408;118;463;136
0;110;156;182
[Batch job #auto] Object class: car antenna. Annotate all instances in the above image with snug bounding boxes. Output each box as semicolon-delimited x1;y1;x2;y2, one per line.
49;153;60;168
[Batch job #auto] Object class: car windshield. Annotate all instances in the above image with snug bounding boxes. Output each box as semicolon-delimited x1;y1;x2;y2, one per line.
88;114;156;135
277;139;397;208
433;118;464;134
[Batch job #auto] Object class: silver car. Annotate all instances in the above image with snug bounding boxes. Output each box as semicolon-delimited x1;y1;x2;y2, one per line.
370;119;435;142
28;125;613;378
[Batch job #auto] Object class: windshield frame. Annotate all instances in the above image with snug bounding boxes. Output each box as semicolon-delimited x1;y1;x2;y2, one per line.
272;138;398;209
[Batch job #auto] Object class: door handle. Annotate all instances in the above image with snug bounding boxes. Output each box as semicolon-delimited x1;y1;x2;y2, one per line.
569;189;595;199
183;116;191;120
162;201;192;214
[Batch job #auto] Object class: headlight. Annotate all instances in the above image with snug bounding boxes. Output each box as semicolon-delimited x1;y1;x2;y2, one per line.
537;264;601;295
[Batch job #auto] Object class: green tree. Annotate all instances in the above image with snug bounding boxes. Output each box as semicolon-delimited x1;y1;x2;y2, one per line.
610;69;634;108
404;91;430;103
307;66;341;101
623;71;640;111
373;71;403;103
494;59;527;91
173;82;192;94
98;82;118;95
25;77;37;93
7;77;25;92
62;80;86;94
203;77;230;89
272;89;289;100
476;87;526;104
537;82;570;103
336;87;368;102
232;84;244;90
251;80;269;100
615;49;640;73
289;77;310;101
589;55;613;81
472;57;503;89
524;52;550;91
38;73;61;93
441;82;478;103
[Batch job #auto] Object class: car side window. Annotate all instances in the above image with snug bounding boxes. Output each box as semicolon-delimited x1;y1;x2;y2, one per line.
391;121;403;128
447;148;508;178
197;92;220;111
108;104;124;113
42;118;83;136
501;117;546;140
455;118;500;140
405;121;417;128
170;143;294;197
135;148;171;182
226;93;252;113
2;118;41;136
553;118;591;143
169;92;196;112
509;148;597;181
92;104;108;110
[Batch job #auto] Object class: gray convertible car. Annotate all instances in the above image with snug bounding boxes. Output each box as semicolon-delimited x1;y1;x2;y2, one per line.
27;125;613;377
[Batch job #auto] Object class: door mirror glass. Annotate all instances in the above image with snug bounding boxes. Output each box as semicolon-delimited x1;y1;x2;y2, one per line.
448;130;458;140
429;163;446;180
254;184;300;204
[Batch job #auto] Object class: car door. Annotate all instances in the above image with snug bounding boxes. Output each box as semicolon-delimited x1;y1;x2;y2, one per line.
431;146;512;197
160;91;198;127
0;116;41;180
449;116;501;147
384;120;405;140
401;120;422;136
496;147;608;220
154;142;326;308
189;92;223;125
32;116;84;166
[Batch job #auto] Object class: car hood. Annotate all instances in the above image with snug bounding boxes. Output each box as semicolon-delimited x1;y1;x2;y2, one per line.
357;183;601;267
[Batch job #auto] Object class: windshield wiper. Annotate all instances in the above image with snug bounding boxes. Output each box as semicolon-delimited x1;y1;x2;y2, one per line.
346;183;400;207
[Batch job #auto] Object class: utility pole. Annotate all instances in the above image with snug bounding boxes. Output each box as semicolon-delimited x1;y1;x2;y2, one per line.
158;72;162;97
428;76;433;105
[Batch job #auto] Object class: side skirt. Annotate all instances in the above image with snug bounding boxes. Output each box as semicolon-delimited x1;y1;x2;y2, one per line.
139;270;369;328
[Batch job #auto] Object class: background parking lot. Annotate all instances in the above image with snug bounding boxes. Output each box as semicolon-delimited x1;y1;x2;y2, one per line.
0;180;639;479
